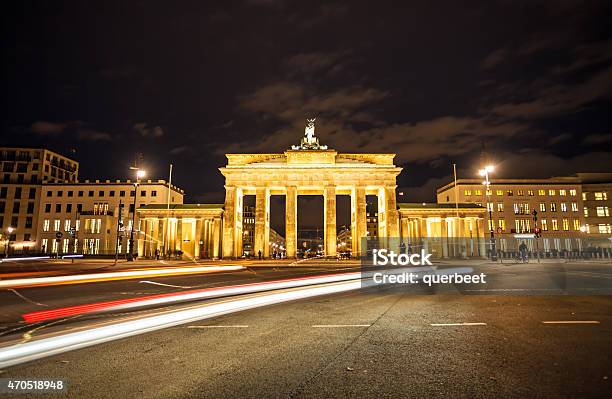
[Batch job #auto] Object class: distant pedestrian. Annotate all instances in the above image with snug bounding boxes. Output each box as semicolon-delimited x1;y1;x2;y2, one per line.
258;250;262;260
518;242;528;263
155;249;160;260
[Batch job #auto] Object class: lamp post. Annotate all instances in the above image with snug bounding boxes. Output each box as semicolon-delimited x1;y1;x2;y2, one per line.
127;169;145;261
479;165;497;261
5;226;14;257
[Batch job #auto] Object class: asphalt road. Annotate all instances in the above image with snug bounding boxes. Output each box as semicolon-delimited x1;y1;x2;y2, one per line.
0;261;610;398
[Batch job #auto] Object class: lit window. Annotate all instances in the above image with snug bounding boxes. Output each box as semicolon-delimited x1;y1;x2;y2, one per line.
569;189;577;196
594;192;608;200
64;220;71;231
497;203;504;212
562;219;569;231
560;203;567;212
551;219;558;231
549;189;556;196
75;220;80;231
474;189;482;196
584;207;589;217
496;190;503;196
598;224;611;234
571;203;578;212
53;220;60;231
464;189;471;196
538;189;546;196
507;190;513;196
43;219;50;232
486;189;492;196
487;203;493;212
527;190;534;196
488;219;495;231
517;189;524;196
596;206;610;217
559;189;566;196
541;219;548;231
498;219;505;231
582;192;587;200
550;203;557;212
573;219;580;231
513;204;519;215
41;238;48;252
539;203;546;212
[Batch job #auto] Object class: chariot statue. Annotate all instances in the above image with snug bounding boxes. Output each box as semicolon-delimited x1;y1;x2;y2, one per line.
291;118;328;150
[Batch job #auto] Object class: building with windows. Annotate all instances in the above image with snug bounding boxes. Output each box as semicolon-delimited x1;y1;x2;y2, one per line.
437;174;612;251
579;173;612;235
0;147;78;254
37;180;184;255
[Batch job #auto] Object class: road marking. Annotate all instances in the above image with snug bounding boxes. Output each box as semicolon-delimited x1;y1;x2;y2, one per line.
430;322;487;326
187;325;249;328
139;280;193;289
312;324;371;328
542;320;600;324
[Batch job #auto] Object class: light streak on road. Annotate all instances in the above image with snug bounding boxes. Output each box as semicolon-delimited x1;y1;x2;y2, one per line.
0;256;51;263
22;272;362;323
0;279;362;368
0;265;245;289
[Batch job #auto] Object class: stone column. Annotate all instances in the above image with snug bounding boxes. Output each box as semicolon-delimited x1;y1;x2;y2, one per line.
195;218;203;259
377;187;387;241
477;218;486;258
351;186;367;258
222;186;236;258
235;188;244;257
458;217;467;258
254;187;271;258
201;219;209;258
401;218;409;241
176;218;183;254
441;218;449;258
420;217;428;253
208;219;214;258
212;217;221;259
386;186;399;239
324;186;337;257
285;186;297;258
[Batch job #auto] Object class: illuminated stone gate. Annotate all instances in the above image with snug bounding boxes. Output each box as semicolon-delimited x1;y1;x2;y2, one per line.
220;120;402;258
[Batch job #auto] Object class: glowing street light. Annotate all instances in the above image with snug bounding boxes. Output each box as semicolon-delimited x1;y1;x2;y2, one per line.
478;165;497;261
5;227;15;258
128;168;146;261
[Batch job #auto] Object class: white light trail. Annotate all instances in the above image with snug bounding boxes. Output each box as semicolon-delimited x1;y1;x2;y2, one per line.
0;279;361;368
0;256;51;263
0;265;245;289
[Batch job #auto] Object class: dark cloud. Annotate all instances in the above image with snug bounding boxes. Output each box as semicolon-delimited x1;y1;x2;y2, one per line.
481;49;507;70
30;121;68;135
582;133;612;145
133;123;164;138
76;129;112;141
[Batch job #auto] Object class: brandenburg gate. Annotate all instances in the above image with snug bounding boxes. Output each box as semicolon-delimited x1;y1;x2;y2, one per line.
220;120;402;258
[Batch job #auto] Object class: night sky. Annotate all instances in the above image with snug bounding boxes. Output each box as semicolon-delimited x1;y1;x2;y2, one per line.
2;1;612;216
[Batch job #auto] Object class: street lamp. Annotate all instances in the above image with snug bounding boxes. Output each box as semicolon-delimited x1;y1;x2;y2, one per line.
127;169;145;261
478;165;497;261
5;226;14;257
